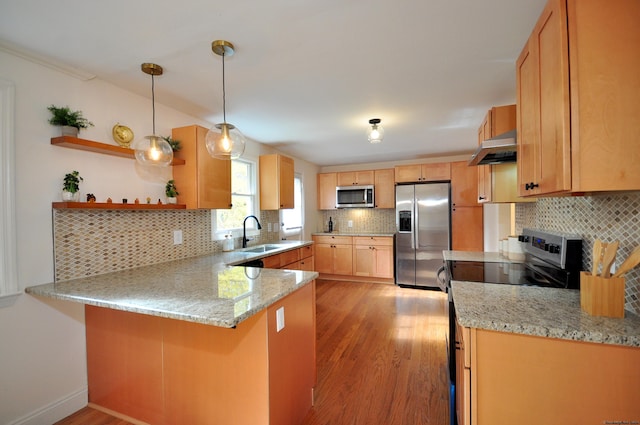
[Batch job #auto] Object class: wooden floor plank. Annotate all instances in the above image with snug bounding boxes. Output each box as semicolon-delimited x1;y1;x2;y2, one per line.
54;279;449;425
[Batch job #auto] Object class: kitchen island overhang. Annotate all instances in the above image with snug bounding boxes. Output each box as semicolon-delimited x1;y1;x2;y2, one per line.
26;251;318;425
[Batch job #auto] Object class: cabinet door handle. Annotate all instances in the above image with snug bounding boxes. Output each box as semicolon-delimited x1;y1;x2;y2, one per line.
478;196;486;200
525;182;539;190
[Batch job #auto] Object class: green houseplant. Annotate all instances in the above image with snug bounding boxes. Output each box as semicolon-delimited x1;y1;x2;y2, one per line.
165;179;179;204
62;171;83;201
48;105;94;136
162;136;181;152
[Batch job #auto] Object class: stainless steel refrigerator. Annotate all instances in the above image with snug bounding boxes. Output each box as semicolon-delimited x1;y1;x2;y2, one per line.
395;183;451;289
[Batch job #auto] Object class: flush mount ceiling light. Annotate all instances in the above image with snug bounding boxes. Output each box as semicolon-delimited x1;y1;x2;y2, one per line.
133;63;173;167
367;118;384;144
205;40;246;160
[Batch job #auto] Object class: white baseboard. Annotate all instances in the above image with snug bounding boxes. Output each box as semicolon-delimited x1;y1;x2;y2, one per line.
6;387;87;425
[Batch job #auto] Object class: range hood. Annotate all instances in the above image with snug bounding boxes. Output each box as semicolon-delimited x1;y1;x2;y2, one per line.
468;129;517;166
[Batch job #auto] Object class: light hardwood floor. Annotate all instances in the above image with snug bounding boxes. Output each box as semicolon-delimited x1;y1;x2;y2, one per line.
54;279;450;425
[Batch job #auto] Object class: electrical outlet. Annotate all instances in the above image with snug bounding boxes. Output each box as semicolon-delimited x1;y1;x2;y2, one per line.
173;230;183;245
273;222;279;232
348;220;353;228
276;306;285;332
267;222;272;232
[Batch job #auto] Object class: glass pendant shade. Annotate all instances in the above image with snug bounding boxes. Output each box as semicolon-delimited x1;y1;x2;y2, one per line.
134;135;173;166
367;118;384;144
135;63;173;166
205;123;246;160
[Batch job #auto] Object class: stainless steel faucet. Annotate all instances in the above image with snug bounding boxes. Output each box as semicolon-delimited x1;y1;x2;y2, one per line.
242;215;262;248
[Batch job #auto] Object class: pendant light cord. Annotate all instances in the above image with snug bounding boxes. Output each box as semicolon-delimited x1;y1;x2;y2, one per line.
222;52;227;124
151;73;156;134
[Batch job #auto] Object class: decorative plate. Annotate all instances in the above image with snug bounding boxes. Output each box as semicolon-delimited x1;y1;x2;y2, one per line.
112;124;134;148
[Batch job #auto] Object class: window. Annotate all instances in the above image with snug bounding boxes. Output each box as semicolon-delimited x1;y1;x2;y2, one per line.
280;173;304;240
213;158;259;237
0;78;19;307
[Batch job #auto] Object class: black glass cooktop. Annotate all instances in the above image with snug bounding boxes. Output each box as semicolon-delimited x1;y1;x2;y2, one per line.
447;258;578;289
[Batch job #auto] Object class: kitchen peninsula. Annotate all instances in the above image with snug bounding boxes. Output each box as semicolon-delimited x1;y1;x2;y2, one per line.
26;243;318;425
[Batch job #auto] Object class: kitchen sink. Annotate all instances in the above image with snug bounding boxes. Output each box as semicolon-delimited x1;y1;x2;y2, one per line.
240;244;284;254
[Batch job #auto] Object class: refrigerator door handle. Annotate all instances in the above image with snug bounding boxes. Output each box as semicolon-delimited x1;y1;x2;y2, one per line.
436;264;448;293
413;198;419;248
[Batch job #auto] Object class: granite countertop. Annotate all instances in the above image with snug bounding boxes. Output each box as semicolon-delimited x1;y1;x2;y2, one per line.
26;241;318;328
452;281;640;347
312;232;395;237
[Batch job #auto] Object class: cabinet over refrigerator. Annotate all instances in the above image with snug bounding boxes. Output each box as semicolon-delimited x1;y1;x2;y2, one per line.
395;183;451;289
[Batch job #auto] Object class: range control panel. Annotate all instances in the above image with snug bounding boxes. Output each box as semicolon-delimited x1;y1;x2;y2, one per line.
519;228;582;270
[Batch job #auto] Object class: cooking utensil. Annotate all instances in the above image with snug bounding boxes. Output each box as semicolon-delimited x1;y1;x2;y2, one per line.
600;240;619;278
591;239;603;275
613;245;640;278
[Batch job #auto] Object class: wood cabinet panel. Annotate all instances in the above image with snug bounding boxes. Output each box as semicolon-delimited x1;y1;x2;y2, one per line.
451;161;479;207
267;283;316;425
395;163;451;183
317;173;337;210
337;170;374;186
517;0;640;196
473;328;640;424
352;237;394;278
172;125;231;209
374;168;395;209
260;154;294;210
451;206;483;251
312;235;353;276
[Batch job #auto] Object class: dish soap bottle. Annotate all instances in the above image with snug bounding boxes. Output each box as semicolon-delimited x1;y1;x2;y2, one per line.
328;216;333;233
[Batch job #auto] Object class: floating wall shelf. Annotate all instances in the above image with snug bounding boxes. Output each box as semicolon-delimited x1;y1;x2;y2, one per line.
53;202;186;210
51;136;186;166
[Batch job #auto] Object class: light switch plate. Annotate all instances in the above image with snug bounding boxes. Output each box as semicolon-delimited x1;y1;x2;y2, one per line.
173;230;183;245
276;306;285;332
348;220;353;228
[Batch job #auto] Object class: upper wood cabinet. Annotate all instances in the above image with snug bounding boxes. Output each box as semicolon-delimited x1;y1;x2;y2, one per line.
451;206;483;252
477;105;516;203
259;154;294;210
476;106;534;203
337;170;374;186
317;173;337;210
450;161;479;207
172;125;231;209
374;168;395;209
516;0;640;197
394;162;451;183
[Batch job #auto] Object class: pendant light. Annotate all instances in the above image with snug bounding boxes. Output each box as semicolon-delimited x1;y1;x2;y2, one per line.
367;118;384;144
133;63;173;167
205;40;246;160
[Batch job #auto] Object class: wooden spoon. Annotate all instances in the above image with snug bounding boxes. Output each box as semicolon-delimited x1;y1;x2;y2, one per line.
591;239;603;275
613;245;640;278
600;240;619;278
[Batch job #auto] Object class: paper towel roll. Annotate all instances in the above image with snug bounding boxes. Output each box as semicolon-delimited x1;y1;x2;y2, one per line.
508;236;525;261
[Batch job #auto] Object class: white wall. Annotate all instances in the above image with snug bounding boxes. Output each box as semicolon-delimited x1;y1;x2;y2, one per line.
0;50;319;424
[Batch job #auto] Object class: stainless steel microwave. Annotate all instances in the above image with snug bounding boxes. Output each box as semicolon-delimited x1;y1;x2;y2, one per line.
336;185;375;208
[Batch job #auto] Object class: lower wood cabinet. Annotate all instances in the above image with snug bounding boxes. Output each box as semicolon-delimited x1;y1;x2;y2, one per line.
457;323;640;425
85;282;316;425
313;235;394;283
352;236;394;279
313;235;353;276
261;245;314;271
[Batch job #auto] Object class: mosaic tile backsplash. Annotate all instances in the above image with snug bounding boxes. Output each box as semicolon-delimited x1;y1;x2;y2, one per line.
516;192;640;314
53;209;280;281
318;209;396;234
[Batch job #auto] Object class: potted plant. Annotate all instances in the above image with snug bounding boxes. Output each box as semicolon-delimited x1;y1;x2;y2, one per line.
165;179;179;204
162;136;181;152
62;170;83;201
48;105;94;137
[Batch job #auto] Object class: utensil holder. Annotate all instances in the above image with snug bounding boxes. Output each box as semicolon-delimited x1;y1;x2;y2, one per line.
580;272;625;318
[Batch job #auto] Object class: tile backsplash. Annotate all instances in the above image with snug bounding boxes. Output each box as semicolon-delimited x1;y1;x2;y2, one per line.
53;208;279;281
318;209;396;234
516;192;640;314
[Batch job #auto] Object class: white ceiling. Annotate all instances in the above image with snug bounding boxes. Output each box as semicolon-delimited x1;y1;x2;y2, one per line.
0;0;546;166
